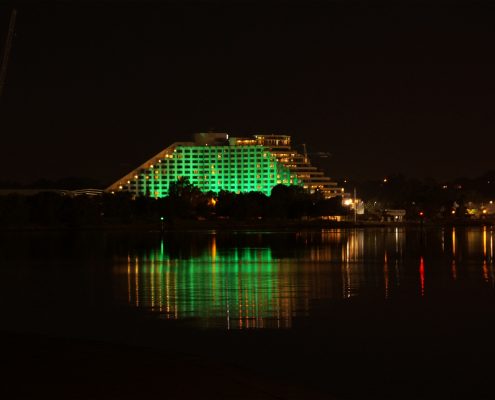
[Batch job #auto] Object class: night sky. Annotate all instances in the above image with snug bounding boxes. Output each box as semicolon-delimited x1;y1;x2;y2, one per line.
0;0;494;185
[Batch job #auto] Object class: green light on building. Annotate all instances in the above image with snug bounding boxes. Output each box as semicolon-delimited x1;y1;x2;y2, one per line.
107;133;343;199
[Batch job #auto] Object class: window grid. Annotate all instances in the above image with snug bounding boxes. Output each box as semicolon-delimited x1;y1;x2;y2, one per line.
124;145;299;197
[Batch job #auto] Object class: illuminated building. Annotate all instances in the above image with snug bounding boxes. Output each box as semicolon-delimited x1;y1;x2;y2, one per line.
107;133;343;198
247;134;343;197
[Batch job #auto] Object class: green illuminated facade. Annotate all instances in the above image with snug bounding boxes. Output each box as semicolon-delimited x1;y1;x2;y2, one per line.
108;132;344;198
108;133;300;197
134;145;296;197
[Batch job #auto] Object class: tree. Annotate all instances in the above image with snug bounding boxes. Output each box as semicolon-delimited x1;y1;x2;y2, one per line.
269;184;312;219
168;177;205;218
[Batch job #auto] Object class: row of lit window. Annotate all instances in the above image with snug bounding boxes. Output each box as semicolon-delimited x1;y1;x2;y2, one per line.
154;162;274;166
172;157;271;161
130;179;288;186
129;178;289;186
138;170;287;177
141;168;277;176
176;147;264;152
138;175;288;183
135;184;285;192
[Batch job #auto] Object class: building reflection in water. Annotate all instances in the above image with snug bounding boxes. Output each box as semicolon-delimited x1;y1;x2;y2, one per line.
112;227;495;329
114;231;374;329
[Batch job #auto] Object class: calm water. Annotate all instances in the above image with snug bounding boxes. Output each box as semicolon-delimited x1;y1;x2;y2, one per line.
1;227;494;330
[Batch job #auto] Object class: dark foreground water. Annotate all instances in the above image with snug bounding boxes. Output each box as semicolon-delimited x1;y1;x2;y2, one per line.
2;227;495;399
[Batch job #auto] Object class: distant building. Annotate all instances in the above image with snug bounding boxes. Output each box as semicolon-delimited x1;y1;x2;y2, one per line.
107;133;344;199
483;202;495;215
382;209;406;222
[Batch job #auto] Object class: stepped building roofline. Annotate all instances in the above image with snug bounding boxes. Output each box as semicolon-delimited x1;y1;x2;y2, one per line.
107;133;345;199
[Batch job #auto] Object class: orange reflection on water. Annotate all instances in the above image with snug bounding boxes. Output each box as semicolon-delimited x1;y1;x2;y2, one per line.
490;230;495;285
452;227;456;257
482;260;489;283
491;228;494;261
211;235;217;261
483;226;487;259
483;227;489;282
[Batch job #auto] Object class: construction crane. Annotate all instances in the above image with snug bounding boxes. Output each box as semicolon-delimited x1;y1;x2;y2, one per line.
0;8;17;100
301;143;331;164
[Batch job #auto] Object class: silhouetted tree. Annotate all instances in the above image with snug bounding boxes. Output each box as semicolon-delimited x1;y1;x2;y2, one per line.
270;184;310;219
314;196;347;216
168;177;206;218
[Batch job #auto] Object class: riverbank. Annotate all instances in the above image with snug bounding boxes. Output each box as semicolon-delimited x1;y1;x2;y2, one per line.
1;217;495;232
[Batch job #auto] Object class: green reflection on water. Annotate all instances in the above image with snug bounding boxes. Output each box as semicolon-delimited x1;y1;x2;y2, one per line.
111;227;495;329
114;230;399;329
123;236;300;329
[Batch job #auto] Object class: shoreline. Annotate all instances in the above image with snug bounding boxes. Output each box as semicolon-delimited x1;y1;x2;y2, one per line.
1;218;495;232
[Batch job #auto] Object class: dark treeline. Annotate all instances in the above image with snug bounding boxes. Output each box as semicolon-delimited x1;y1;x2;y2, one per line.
0;179;346;228
348;171;495;219
3;171;495;227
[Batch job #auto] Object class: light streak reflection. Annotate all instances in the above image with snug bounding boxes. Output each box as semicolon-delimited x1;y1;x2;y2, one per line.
113;227;495;329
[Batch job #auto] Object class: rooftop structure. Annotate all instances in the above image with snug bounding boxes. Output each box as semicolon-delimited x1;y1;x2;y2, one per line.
107;133;343;198
248;134;342;198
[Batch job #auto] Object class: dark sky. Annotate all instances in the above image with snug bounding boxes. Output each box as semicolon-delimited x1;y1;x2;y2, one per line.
0;0;494;184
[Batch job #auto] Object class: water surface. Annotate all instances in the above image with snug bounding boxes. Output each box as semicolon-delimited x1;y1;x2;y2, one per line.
2;226;494;331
